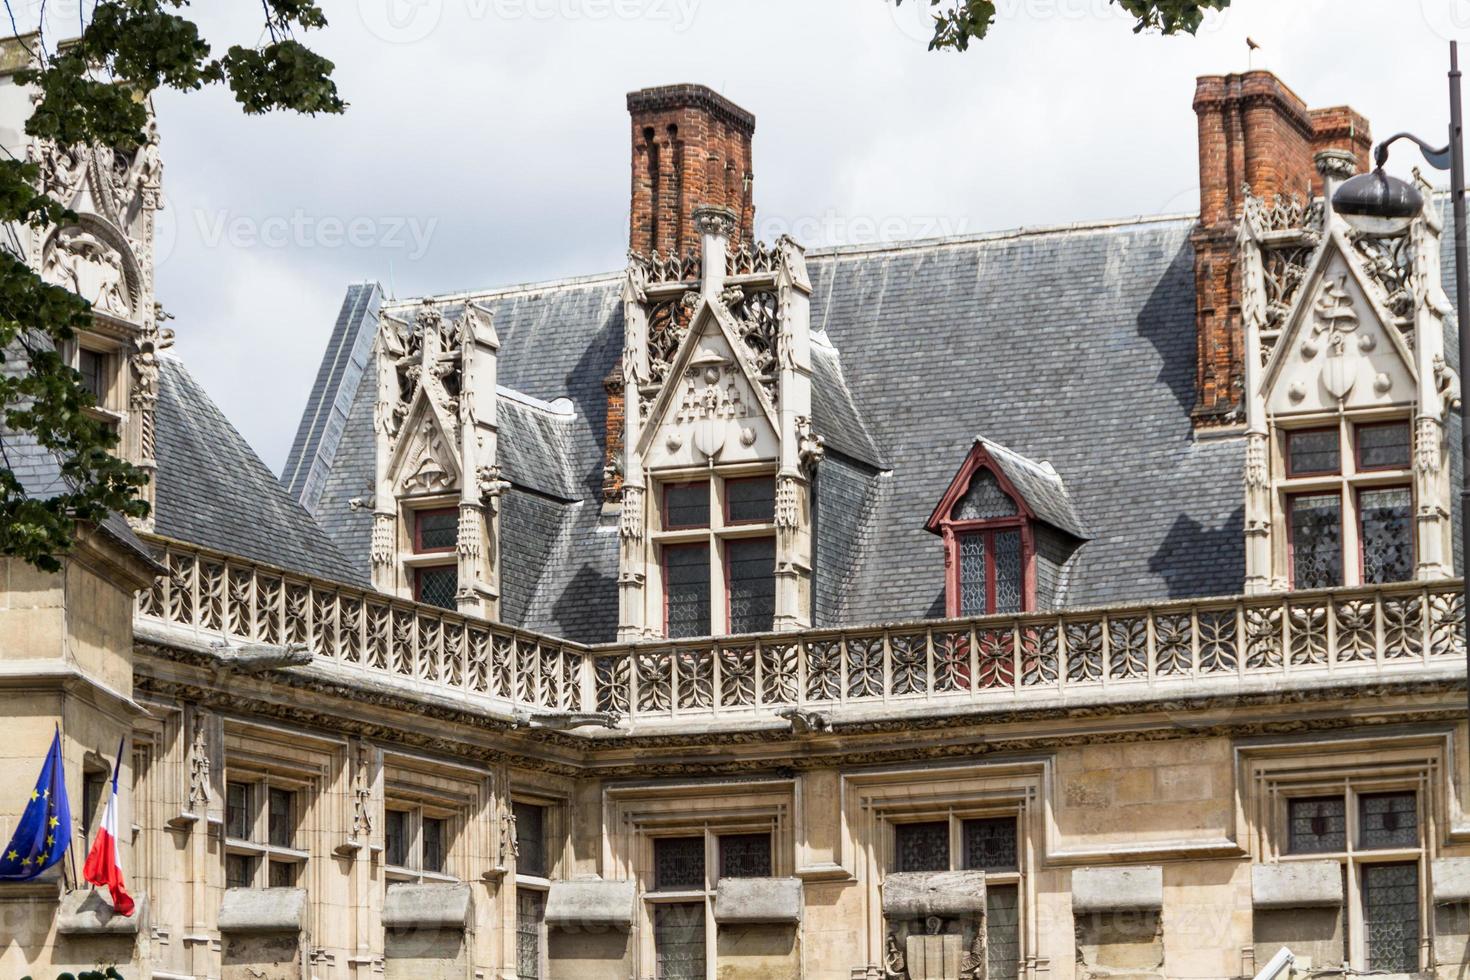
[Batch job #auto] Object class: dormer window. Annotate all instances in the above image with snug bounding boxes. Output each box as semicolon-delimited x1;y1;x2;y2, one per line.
410;506;458;609
1280;418;1413;590
656;474;776;638
927;439;1089;619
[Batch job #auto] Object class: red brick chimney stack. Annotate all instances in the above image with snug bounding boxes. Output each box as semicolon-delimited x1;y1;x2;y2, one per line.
627;84;756;256
1190;72;1371;426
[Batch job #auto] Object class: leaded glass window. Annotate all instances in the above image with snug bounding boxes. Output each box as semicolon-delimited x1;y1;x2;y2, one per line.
269;860;296;887
514;802;547;877
1357;421;1412;471
894;821;949;873
718;833;771;879
987;883;1021;980
654;836;705;891
1359;488;1413;585
1359;792;1417;850
415;508;458;551
422;817;445;874
655;903;706;980
994;530;1023;614
1287;796;1346;854
416;565;457;610
727;537;775;634
385;809;409;867
727;477;776;524
956;469;1018;520
226;782;252;840
1363;862;1419;973
1290;493;1343;589
959;534;986;616
962;817;1018;872
226;853;254;888
1287;428;1341;476
665;482;710;529
664;545;711;639
268;788;293;848
516;890;544;980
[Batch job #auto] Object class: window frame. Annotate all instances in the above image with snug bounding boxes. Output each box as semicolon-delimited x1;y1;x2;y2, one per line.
222;772;310;890
1285;426;1343;478
928;453;1037;618
412;506;460;554
654;470;778;638
413;564;459;610
383;798;460;884
1353;420;1414;474
1273;778;1428;973
1277;416;1415;590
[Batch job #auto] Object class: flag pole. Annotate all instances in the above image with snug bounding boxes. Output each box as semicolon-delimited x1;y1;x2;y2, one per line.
63;725;79;893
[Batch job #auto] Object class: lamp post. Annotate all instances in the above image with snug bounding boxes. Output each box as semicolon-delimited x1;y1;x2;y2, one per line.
1333;41;1467;713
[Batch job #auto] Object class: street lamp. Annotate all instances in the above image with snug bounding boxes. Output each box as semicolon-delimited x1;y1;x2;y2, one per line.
1331;41;1468;713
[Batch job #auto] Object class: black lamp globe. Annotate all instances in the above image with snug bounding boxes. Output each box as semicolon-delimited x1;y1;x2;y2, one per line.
1332;168;1424;235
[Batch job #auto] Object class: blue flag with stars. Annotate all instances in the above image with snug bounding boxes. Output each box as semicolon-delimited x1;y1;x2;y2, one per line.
0;728;72;880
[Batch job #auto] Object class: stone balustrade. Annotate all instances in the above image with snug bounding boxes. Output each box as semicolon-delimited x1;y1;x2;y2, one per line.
136;540;1467;730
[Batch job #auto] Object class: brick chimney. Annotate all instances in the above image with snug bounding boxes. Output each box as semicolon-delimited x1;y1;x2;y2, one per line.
627;84;756;256
1190;72;1371;426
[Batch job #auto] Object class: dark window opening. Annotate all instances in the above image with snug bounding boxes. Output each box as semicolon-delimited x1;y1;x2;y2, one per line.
664;482;710;530
718;833;772;879
654;902;706;980
422;816;446;874
962;817;1018;872
385;809;409;867
1287;796;1347;854
415;565;458;610
726;476;776;524
514;802;547;877
415;508;458;552
894;821;949;873
226;782;252;841
267;787;294;848
653;836;705;891
1289;493;1343;589
1359;487;1413;585
1357;421;1412;471
226;853;255;889
77;347;108;404
1287;428;1341;476
958;529;1024;616
1363;862;1419;973
664;544;711;639
1358;792;1418;850
727;537;776;634
987;883;1021;980
516;890;544;980
268;860;297;888
82;771;107;844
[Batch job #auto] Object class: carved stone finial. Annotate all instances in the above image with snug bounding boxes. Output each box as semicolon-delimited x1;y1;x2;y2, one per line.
692;205;738;240
1314;148;1358;184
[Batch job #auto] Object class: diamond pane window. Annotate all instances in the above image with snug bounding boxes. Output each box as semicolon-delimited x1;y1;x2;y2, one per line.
664;544;711;639
727;477;776;524
514;802;547;877
416;565;458;610
1290;493;1343;589
516;890;544;980
718;833;771;879
226;782;251;841
655;903;706;980
987;883;1021;980
994;530;1023;614
665;482;710;529
962;817;1018;872
415;508;458;552
895;821;949;873
1287;428;1341;476
385;809;409;867
1287;796;1347;854
654;836;705;891
1359;792;1417;850
1363;862;1419;973
267;788;293;848
958;534;986;616
955;469;1018;521
727;537;775;634
1357;421;1412;471
1359;488;1413;585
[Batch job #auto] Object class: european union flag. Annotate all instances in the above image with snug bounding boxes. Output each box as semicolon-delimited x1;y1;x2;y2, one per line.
0;728;72;880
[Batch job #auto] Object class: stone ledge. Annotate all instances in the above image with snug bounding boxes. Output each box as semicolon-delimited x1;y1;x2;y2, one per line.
1252;861;1343;909
218;887;307;933
544;879;636;931
383;882;472;930
881;871;985;919
1072;866;1163;913
714;877;802;924
1434;857;1470;904
57;889;143;935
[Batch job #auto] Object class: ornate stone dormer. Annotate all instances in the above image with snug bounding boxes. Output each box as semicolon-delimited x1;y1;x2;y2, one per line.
22;88;169;528
617;205;816;640
371;299;503;617
1240;152;1454;593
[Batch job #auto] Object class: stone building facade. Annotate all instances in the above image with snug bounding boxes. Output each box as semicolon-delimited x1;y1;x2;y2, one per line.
4;48;1470;980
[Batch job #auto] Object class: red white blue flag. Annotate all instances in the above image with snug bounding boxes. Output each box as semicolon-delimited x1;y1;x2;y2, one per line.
82;737;134;916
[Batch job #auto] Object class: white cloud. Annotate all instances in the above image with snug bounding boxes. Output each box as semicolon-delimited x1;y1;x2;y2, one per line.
137;0;1456;470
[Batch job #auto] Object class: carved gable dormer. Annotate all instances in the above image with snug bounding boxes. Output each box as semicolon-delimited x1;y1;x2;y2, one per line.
617;206;819;640
371;299;503;617
1241;162;1455;594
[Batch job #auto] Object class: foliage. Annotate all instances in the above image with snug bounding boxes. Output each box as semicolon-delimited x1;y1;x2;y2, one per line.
21;969;125;980
0;2;344;571
893;0;1232;49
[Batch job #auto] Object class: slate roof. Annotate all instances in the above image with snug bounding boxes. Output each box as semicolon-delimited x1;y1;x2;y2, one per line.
153;357;359;582
285;206;1462;643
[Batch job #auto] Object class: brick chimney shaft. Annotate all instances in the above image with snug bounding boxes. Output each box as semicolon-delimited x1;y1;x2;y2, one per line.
1190;71;1371;427
628;84;755;256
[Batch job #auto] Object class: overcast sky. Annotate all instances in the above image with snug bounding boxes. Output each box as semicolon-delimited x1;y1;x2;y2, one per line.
39;0;1464;470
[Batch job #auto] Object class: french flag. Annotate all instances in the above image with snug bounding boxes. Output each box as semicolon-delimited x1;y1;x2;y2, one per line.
82;738;134;916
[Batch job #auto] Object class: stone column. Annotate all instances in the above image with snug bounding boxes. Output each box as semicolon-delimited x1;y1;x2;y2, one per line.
775;236;816;630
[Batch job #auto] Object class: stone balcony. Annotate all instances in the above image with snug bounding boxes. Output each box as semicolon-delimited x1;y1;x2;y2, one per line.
135;539;1468;735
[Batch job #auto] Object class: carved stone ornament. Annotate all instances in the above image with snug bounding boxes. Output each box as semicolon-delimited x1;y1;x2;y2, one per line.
185;712;210;814
1435;353;1462;416
676;348;744;460
1305;274;1361;401
796;415;825;474
620;486;644;540
692;205;738;239
42;227;132;317
370;513;395;567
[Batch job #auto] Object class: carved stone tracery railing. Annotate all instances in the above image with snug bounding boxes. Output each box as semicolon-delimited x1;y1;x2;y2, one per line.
136;541;1465;729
